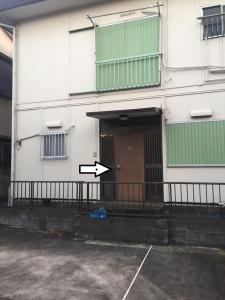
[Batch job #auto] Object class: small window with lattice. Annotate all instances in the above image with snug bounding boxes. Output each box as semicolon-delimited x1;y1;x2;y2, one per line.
41;132;67;160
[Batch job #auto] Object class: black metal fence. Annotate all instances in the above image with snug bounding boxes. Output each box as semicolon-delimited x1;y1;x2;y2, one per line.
0;181;224;218
7;181;84;209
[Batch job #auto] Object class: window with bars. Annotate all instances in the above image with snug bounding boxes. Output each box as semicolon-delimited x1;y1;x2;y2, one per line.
41;132;67;160
95;15;160;92
202;5;225;39
166;120;225;166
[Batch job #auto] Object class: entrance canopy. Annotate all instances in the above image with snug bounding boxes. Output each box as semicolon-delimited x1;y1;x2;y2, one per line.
86;107;161;120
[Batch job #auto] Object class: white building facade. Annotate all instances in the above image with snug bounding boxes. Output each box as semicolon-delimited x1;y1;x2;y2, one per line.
1;0;225;191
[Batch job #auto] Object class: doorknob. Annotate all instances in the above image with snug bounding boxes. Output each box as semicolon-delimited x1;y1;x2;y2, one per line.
116;165;121;169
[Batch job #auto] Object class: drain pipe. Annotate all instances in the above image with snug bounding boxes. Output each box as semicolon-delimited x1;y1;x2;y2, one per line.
0;22;16;205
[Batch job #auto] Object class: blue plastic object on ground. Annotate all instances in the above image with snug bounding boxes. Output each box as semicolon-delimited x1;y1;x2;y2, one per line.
89;208;107;219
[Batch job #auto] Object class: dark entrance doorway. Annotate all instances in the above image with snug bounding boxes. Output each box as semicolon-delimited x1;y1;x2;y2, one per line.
87;107;163;202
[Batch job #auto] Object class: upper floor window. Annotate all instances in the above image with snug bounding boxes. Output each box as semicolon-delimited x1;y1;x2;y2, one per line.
95;15;161;92
202;5;225;39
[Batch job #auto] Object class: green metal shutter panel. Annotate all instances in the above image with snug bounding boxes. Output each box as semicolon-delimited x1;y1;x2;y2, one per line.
96;16;160;91
166;120;225;165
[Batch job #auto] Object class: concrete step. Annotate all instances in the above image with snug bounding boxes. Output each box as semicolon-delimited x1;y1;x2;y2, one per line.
86;201;164;215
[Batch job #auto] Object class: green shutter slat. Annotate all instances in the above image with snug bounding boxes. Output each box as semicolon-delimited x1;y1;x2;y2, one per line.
166;120;225;165
96;16;160;91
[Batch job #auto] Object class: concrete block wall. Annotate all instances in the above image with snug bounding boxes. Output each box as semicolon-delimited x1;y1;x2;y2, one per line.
168;218;225;248
0;209;225;248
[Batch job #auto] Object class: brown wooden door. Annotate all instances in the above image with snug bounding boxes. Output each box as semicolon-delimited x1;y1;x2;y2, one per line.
115;132;144;201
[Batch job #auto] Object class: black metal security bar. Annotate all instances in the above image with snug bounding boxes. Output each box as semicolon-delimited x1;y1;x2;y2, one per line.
198;13;225;39
1;181;224;218
88;3;163;20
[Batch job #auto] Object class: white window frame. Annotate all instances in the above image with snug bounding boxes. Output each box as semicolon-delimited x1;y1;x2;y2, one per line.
41;131;67;160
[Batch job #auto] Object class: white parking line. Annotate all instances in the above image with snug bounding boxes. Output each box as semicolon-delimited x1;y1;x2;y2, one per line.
122;244;153;300
84;240;148;249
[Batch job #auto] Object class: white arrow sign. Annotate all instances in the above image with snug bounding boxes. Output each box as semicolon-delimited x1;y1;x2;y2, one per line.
79;161;111;177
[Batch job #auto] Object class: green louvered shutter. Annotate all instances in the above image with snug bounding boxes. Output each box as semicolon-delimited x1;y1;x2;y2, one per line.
166;120;225;166
96;16;160;92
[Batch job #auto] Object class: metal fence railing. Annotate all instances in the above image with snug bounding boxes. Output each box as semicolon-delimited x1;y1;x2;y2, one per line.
7;181;84;209
0;181;224;217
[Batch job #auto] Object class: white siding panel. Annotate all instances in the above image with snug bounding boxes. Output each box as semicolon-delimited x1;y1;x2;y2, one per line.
17;13;69;103
69;29;96;94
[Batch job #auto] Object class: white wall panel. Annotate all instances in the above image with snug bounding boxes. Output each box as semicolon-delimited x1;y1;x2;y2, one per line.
69;29;96;94
15;109;42;180
165;91;225;123
70;104;99;181
17;13;69;103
